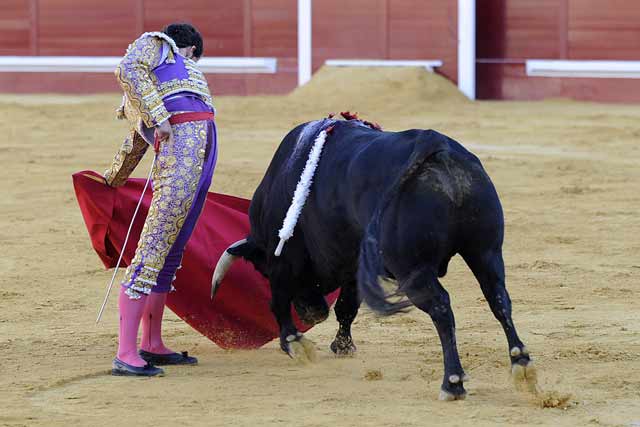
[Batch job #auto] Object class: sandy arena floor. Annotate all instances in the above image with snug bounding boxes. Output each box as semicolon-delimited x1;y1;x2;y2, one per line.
1;68;639;426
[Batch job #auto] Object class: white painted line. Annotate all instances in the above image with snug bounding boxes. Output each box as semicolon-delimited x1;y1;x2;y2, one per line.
324;59;443;72
526;60;640;79
0;56;277;74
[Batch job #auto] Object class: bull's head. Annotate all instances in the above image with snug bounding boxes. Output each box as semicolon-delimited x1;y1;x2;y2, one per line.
210;237;267;299
211;238;330;326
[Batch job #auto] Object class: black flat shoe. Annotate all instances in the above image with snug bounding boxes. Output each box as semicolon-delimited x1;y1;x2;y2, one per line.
139;350;198;366
111;358;164;377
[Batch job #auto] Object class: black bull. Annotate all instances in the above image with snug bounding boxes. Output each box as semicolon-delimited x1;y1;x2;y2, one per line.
211;118;537;400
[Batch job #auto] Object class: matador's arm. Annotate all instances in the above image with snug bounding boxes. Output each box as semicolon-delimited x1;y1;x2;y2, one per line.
103;131;149;187
104;34;169;186
115;34;170;128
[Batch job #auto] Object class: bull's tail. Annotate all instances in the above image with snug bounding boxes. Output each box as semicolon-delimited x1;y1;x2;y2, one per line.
357;211;413;315
357;129;449;315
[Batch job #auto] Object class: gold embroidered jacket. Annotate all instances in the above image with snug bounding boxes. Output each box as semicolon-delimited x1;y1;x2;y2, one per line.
105;32;214;186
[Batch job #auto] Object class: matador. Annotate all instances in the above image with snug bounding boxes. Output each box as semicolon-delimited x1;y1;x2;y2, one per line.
105;23;216;376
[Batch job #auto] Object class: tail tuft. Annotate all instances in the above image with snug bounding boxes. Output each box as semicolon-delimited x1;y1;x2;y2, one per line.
357;213;412;316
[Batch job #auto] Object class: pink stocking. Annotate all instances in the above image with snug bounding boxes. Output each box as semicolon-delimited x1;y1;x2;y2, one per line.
140;292;174;355
116;287;148;367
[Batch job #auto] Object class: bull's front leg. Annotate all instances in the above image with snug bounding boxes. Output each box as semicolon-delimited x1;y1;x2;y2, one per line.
330;282;361;357
271;284;317;363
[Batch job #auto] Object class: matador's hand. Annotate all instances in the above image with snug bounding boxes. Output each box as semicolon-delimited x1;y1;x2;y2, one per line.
155;120;173;142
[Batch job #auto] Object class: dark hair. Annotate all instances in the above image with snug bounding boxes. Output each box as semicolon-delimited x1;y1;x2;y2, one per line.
163;23;203;58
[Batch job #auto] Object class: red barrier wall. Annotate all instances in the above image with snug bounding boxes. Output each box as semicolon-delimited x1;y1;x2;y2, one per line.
4;0;638;101
0;0;457;95
477;0;640;102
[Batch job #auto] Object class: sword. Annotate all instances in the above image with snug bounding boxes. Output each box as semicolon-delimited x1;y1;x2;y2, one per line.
95;136;161;323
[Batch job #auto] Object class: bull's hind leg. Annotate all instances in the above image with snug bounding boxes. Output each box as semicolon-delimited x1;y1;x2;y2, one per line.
463;250;537;393
402;268;468;401
330;282;361;357
270;276;317;364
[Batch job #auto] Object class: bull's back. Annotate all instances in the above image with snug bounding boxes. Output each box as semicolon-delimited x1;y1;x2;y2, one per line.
252;121;502;284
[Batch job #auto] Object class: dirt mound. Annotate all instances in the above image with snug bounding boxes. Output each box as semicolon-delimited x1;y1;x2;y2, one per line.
288;66;467;114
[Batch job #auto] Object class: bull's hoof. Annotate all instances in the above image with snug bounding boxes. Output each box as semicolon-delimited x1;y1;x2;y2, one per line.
509;345;531;365
283;335;317;364
330;337;357;357
512;360;539;394
438;374;468;401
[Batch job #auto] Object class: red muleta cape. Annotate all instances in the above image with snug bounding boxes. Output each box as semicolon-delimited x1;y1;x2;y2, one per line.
72;170;338;349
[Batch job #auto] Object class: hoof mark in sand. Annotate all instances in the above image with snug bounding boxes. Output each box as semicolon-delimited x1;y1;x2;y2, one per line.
37;370;111;393
364;369;383;381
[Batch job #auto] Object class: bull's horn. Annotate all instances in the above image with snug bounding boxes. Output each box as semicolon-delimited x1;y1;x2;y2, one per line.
211;239;247;300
